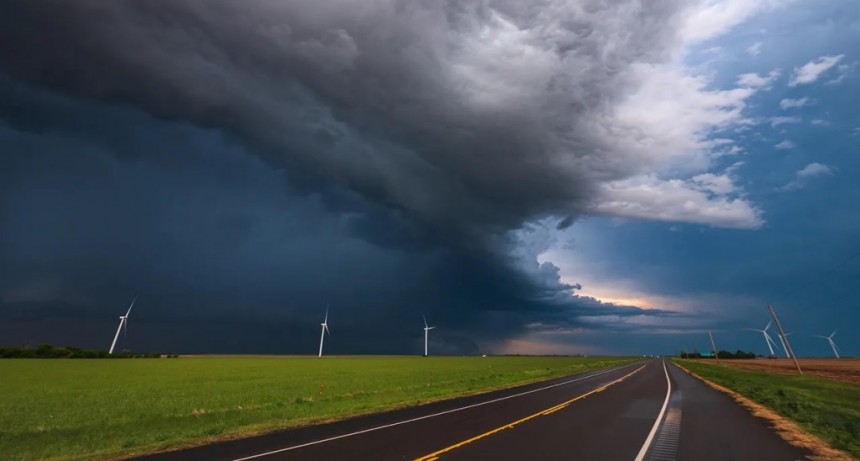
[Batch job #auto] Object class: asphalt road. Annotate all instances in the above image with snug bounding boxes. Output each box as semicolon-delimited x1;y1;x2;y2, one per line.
137;359;811;461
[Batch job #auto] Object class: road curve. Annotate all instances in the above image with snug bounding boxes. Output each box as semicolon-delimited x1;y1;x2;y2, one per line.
135;359;811;460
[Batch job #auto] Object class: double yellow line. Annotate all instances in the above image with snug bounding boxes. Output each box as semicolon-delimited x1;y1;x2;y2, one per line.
414;364;646;461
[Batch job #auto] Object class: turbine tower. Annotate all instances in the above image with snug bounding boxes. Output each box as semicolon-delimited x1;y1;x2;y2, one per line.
318;309;330;357
423;315;436;357
776;332;793;358
747;320;779;357
109;297;136;355
815;331;840;358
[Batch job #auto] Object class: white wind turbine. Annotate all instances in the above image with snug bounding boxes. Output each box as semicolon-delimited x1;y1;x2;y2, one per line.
109;297;136;355
815;331;840;358
747;320;780;357
423;315;436;357
318;308;330;357
776;332;793;358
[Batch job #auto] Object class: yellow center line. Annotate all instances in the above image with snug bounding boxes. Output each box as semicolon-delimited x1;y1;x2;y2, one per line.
413;364;646;461
540;403;570;416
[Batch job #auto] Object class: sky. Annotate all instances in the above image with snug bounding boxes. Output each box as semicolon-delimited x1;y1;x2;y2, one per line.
0;1;857;357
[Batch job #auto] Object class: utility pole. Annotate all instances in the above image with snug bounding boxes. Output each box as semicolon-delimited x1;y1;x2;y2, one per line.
768;304;802;375
708;330;721;364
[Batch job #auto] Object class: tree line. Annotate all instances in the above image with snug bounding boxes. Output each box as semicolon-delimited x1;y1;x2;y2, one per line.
678;350;757;359
0;344;176;358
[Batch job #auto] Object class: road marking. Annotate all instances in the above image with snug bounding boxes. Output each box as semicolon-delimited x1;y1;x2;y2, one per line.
541;403;569;415
634;359;672;461
229;362;640;461
412;364;646;461
646;389;682;461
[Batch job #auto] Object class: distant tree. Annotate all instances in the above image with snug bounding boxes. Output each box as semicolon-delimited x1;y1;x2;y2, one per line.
0;345;165;358
714;349;755;359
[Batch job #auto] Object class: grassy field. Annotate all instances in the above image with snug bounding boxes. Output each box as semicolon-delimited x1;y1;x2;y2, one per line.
676;360;860;459
0;355;634;460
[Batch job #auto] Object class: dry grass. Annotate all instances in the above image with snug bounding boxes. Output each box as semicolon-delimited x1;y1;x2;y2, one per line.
713;358;860;386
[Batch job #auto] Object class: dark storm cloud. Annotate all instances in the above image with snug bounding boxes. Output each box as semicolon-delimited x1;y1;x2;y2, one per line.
0;0;688;233
0;1;686;353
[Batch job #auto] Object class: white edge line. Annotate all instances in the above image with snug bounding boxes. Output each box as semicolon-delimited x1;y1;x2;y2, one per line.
634;359;672;461
231;361;640;461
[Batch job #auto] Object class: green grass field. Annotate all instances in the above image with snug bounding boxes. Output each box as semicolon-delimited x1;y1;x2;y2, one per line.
0;356;633;460
676;360;860;459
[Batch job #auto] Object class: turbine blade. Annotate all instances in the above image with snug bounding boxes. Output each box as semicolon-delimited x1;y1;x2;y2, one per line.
428;326;436;330
830;330;837;339
325;323;330;335
126;297;137;317
423;315;428;328
765;333;779;349
764;320;772;331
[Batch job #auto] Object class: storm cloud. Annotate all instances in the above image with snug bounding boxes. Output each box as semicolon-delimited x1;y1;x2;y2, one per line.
0;1;733;354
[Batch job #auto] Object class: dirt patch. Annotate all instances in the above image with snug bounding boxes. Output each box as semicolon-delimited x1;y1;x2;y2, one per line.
675;362;853;461
708;358;860;385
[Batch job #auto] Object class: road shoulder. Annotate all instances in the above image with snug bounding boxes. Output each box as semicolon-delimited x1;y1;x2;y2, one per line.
672;361;851;461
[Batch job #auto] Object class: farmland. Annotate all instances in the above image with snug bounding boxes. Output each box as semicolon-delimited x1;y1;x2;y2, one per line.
711;358;860;385
0;355;634;460
677;359;860;459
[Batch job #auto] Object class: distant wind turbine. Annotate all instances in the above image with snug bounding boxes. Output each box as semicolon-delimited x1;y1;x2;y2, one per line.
815;331;840;358
776;332;793;358
747;320;779;357
423;315;436;357
109;297;136;355
318;308;330;357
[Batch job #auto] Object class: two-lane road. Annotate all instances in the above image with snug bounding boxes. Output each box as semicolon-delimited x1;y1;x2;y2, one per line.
138;360;811;460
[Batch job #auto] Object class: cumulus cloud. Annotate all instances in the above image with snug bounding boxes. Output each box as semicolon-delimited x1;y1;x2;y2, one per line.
718;145;744;157
736;69;781;88
774;140;796;150
796;163;835;178
789;54;845;86
826;63;853;85
779;97;811;109
592;174;762;229
778;162;835;191
746;42;762;56
770;116;801;128
680;0;779;44
691;173;737;195
595;63;757;176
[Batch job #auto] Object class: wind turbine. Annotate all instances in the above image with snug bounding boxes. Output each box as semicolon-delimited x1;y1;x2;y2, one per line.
318;308;330;357
815;331;840;358
776;332;793;358
747;320;779;357
109;297;136;355
423;315;436;357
